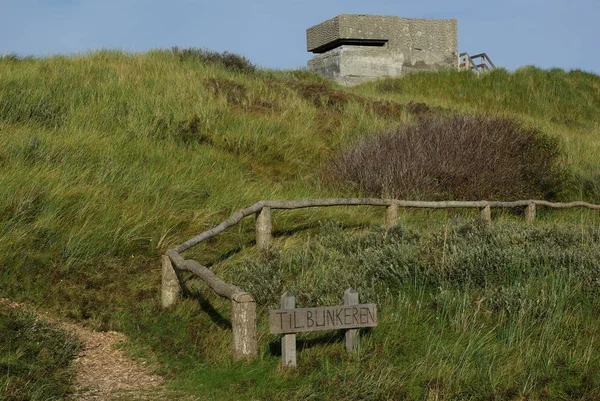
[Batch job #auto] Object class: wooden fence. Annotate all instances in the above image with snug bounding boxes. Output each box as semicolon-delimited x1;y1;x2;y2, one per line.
162;198;600;360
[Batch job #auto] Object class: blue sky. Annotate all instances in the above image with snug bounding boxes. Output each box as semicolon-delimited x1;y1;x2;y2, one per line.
1;0;599;74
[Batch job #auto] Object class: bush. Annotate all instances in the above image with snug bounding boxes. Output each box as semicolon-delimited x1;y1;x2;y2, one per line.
230;221;600;310
327;114;569;200
171;46;256;74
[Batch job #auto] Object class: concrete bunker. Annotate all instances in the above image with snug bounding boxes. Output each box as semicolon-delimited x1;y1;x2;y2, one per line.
306;14;458;86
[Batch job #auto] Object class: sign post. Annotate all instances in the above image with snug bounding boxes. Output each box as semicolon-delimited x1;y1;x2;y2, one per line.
269;288;377;367
280;291;297;367
344;288;359;352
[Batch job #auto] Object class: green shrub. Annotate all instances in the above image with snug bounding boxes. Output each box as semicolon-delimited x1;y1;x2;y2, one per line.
219;221;600;399
171;46;256;73
230;221;600;309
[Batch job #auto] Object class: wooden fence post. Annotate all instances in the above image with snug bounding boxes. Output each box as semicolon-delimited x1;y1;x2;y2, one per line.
256;206;272;252
386;204;399;228
480;204;492;224
281;291;296;367
344;288;359;353
232;292;257;360
525;203;536;224
161;255;180;308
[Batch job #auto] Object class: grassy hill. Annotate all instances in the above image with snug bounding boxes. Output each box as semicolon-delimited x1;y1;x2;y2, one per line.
1;50;600;399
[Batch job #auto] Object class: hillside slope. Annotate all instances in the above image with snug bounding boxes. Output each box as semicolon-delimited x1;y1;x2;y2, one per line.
1;50;600;399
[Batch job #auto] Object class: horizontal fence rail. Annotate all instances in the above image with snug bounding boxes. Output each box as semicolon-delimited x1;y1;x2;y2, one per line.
162;251;257;360
166;250;248;300
172;198;600;254
162;197;600;361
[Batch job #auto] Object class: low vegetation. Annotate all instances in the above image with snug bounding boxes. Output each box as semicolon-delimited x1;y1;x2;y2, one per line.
0;306;80;400
136;219;600;400
170;46;257;74
363;67;600;201
327;114;569;200
238;220;600;400
0;50;599;399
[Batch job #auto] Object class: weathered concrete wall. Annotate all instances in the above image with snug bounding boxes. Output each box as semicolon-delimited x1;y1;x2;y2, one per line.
394;18;458;73
308;46;405;87
306;14;458;86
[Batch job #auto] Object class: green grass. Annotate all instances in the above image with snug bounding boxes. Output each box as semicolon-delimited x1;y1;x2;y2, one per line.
0;306;80;400
371;67;600;128
126;218;600;400
1;50;600;399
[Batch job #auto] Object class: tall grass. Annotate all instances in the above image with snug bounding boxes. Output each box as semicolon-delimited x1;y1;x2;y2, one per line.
1;51;599;399
374;67;600;128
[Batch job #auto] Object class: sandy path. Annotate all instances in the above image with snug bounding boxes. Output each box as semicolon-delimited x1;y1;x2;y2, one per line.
0;298;165;400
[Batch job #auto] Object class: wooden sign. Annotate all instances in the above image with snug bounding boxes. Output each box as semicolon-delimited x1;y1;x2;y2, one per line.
270;289;377;367
269;304;377;334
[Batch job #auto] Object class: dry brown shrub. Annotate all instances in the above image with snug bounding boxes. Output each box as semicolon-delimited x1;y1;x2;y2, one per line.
406;101;433;117
327;114;568;200
314;109;342;138
293;83;358;111
204;77;248;105
370;100;405;119
238;99;279;117
292;82;441;124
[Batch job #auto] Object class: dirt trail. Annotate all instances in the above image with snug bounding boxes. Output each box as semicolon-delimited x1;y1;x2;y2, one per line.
0;298;164;400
